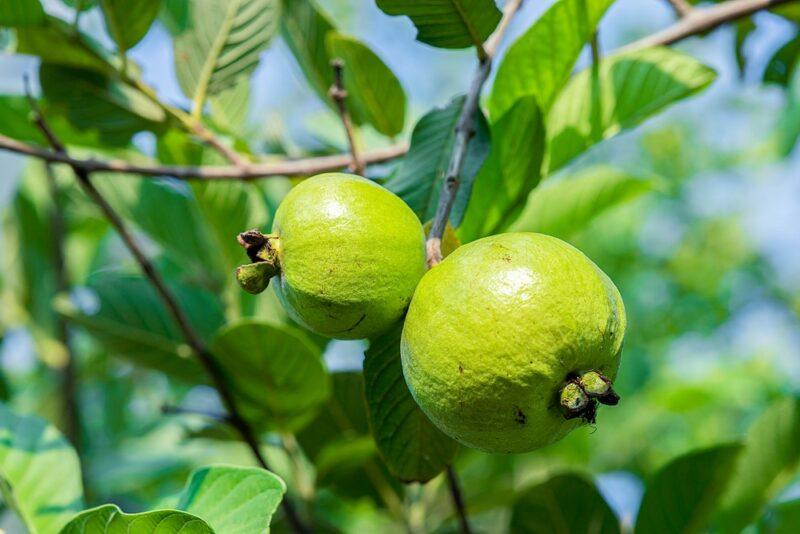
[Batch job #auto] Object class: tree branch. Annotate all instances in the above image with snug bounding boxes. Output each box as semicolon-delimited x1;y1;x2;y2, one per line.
27;102;309;534
329;59;365;175
426;0;525;267
665;0;696;17
446;466;472;534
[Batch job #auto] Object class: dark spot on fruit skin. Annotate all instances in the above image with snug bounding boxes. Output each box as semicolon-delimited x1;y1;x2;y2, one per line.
458;363;464;374
514;406;527;425
502;254;512;263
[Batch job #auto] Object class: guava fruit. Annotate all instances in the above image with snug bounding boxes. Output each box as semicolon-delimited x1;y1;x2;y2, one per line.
400;233;625;454
236;173;427;340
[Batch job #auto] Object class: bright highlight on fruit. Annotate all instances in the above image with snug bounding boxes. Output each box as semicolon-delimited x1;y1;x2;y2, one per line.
401;233;626;454
235;173;427;340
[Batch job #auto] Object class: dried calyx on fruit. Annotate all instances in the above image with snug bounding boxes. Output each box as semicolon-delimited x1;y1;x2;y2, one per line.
560;371;620;424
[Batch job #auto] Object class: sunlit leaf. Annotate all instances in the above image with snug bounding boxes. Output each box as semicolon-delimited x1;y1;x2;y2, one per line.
0;403;84;534
209;77;251;135
490;0;615;119
509;166;657;239
375;0;501;50
61;505;212;533
386;96;490;226
510;473;621;534
635;444;742;534
363;324;458;483
100;0;162;53
547;46;716;173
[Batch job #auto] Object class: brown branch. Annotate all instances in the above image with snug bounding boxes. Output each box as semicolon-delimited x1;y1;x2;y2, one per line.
665;0;696;17
329;59;365;175
27;101;309;534
426;0;525;267
446;466;472;534
0;133;407;181
624;0;797;52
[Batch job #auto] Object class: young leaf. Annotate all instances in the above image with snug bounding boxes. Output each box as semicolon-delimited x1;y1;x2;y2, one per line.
16;16;116;74
54;272;222;384
715;397;800;532
0;0;45;27
363;324;458;483
40;63;167;146
510;473;621;534
174;0;281;112
327;32;406;137
509;166;657;239
385;96;490;226
177;465;286;533
210;320;331;431
60;505;213;534
547;47;716;174
0;403;84;534
490;0;615;119
100;0;162;53
635;444;743;534
375;0;501;51
458;96;545;241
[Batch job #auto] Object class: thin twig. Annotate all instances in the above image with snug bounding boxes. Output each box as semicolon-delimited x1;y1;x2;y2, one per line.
161;404;231;423
329;59;365;175
446;466;472;534
665;0;696;17
426;0;525;267
623;0;796;52
26;95;309;534
0;133;407;181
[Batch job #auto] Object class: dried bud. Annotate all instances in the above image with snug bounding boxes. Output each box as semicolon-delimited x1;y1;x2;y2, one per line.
560;381;589;417
578;371;620;406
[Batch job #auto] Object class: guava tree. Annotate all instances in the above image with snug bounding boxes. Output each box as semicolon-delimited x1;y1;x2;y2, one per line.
0;0;799;533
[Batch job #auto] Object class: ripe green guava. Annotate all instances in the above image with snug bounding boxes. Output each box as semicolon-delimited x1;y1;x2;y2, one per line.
400;233;626;453
236;173;427;340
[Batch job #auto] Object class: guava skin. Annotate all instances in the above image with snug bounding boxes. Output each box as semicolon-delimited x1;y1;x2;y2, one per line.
271;173;427;340
400;233;626;454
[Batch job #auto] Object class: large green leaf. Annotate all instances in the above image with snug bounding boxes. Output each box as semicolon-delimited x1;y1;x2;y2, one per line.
280;0;335;105
375;0;501;50
327;32;406;137
715;397;800;532
547;46;716;173
509;166;657;239
16;16;115;73
40;63;166;146
363;324;458;483
209;77;251;135
0;403;84;534
385;96;490;225
174;0;280;111
761;499;800;533
490;0;615;119
0;0;45;27
635;444;743;534
177;465;286;533
510;473;620;534
61;505;212;533
100;0;162;53
458;96;545;241
55;272;224;383
210;320;331;431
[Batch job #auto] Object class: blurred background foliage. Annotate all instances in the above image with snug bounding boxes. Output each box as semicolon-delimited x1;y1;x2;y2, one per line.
0;0;799;533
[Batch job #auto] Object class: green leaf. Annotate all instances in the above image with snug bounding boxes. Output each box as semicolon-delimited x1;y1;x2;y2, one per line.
385;96;490;226
61;0;98;12
764;33;800;87
177;465;286;533
210;320;331;431
715;397;800;532
280;0;335;106
0;0;45;27
0;403;84;534
60;505;212;533
458;96;545;241
209;77;251;135
174;0;281;112
375;0;501;50
159;0;189;34
55;272;223;383
510;473;620;534
40;63;166;146
0;96;48;143
509;166;657;239
16;16;115;73
760;499;800;534
635;444;743;534
100;0;162;53
363;324;458;483
547;46;716;174
327;32;406;137
490;0;615;119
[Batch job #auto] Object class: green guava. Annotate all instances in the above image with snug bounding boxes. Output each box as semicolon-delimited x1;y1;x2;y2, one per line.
400;233;626;454
236;173;427;340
